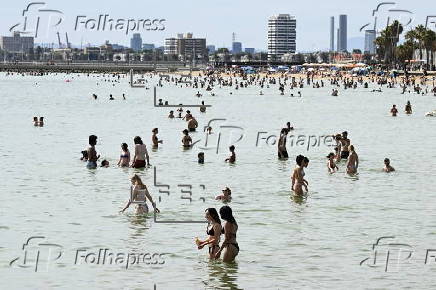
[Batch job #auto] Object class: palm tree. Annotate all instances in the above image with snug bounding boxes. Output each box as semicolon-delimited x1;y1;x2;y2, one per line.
423;29;436;69
375;20;403;65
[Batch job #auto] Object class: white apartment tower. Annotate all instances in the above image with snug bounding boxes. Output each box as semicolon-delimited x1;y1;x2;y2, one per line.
268;14;296;61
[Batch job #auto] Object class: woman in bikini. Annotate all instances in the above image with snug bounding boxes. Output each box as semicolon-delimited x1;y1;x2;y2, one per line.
117;143;130;167
120;174;160;214
215;206;239;263
196;208;222;259
291;155;305;196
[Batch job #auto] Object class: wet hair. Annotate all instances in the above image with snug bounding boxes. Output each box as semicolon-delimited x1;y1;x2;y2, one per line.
39;117;44;121
281;128;287;134
384;158;390;163
219;206;237;225
349;145;355;151
100;160;109;167
89;135;97;146
327;152;334;158
198;152;204;157
152;128;158;133
169;110;174;113
121;143;128;151
134;136;143;145
303;157;309;164
342;131;348;137
229;145;235;151
33;116;38;121
183;129;189;134
205;208;221;224
296;155;305;166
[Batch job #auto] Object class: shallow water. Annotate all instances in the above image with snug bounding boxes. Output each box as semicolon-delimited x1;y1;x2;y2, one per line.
1;72;436;289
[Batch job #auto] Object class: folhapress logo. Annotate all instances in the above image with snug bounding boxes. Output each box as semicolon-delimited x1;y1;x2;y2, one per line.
75;15;166;35
9;1;166;41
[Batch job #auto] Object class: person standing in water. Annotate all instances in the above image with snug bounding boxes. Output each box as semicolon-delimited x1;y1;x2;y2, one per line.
327;153;338;173
86;135;100;169
196;208;222;259
198;152;205;164
117;143;130;167
131;136;150;168
339;131;350;159
302;157;309;192
346;145;359;175
225;145;236;163
182;129;192;148
152;128;163;148
383;158;395;172
215;206;239;263
405;101;412;114
168;110;175;118
391;105;398;116
278;128;289;159
187;117;198;132
120;174;160;214
291;155;305;196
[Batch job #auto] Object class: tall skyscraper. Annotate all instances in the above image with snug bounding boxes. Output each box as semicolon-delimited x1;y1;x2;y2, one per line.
337;28;340;52
364;30;376;54
267;14;296;61
338;15;347;52
130;33;142;52
232;42;242;53
330;17;335;52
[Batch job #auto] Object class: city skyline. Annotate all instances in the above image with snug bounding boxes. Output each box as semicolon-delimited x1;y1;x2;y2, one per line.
0;0;430;52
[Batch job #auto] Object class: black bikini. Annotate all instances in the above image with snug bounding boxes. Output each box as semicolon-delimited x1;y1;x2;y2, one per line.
207;225;220;253
221;227;240;251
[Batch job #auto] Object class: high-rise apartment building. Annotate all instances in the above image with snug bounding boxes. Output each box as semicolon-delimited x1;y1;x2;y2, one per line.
267;14;296;61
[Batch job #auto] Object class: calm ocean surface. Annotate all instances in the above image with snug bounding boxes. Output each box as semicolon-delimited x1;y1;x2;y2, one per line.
1;72;436;289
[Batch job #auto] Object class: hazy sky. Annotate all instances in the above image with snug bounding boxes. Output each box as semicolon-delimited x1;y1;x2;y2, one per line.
0;0;434;51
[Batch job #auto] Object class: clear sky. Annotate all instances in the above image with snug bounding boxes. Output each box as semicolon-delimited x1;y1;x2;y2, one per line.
0;0;434;51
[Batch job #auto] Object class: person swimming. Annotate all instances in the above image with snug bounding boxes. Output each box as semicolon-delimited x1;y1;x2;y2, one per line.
38;117;44;127
215;206;239;262
117;143;130;167
33;116;38;126
383;158;395;172
100;159;109;167
215;187;232;202
196;208;222;259
120;174;160;214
